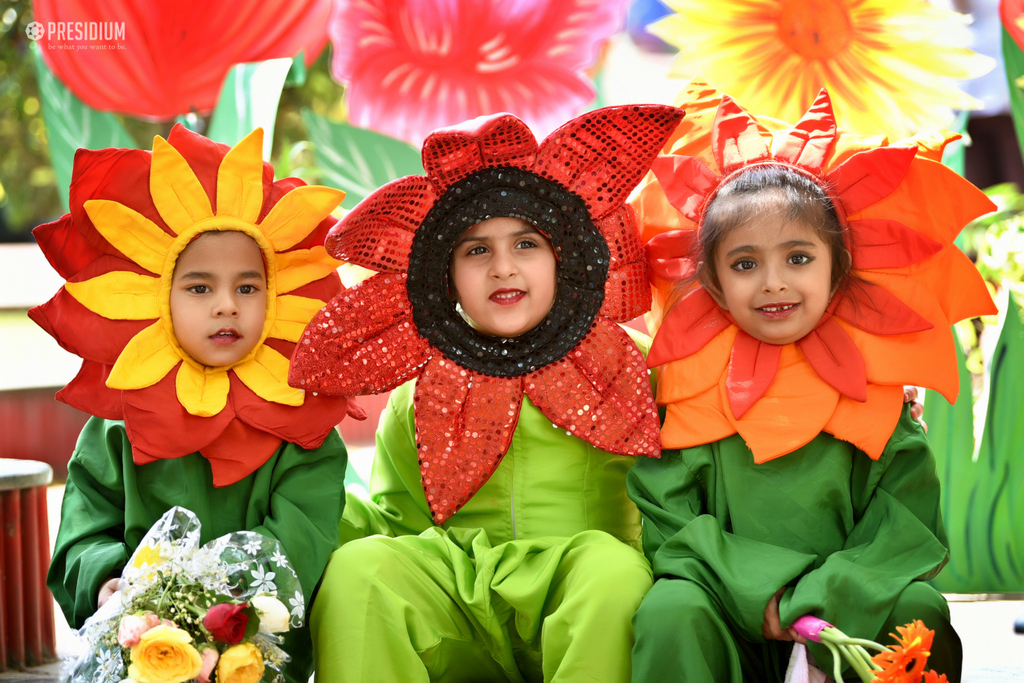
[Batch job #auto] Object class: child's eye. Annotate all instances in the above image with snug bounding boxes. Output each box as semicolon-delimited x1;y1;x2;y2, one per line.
187;285;210;294
789;253;813;266
515;239;537;249
466;245;488;256
731;259;756;272
238;284;259;294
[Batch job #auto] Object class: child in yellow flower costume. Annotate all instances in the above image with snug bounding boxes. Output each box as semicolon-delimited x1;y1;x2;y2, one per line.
34;125;360;683
626;81;996;682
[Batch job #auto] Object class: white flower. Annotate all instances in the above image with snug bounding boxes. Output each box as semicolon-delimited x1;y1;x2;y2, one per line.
250;565;277;593
271;549;288;566
288;591;305;620
242;538;263;556
252;594;291;633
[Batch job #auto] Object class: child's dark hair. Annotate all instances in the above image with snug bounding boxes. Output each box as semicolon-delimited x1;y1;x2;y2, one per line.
697;164;851;293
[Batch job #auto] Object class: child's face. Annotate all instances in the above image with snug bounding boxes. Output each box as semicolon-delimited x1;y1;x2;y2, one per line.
708;215;833;346
169;231;267;367
449;217;557;338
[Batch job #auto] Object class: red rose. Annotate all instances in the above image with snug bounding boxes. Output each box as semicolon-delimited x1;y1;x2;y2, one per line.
203;603;249;644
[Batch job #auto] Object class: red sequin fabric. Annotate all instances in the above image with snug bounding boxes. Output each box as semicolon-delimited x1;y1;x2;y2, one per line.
291;105;682;523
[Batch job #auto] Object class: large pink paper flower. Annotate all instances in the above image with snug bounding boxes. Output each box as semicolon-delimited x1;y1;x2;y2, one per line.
328;0;630;146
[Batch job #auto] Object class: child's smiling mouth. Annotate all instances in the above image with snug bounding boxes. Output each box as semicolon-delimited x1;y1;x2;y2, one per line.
756;302;800;319
489;289;526;306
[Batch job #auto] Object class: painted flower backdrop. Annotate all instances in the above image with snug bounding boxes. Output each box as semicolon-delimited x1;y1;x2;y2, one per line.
327;0;630;146
32;0;331;119
650;0;993;139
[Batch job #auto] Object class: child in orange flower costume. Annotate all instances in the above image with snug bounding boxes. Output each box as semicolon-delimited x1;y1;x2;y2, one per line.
289;105;683;682
626;82;995;683
33;126;361;683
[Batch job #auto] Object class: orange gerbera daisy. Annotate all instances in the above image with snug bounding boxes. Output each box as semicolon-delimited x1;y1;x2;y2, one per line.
872;620;935;682
30;126;358;485
632;80;996;462
291;105;683;523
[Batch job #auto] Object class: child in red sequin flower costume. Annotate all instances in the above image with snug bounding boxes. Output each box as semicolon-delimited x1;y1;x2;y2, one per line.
33;126;363;683
625;81;996;683
289;105;683;682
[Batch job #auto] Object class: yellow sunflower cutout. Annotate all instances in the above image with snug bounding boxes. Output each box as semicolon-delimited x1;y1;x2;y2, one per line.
30;125;359;485
651;0;993;140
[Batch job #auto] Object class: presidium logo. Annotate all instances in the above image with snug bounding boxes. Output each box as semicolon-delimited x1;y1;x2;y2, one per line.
26;20;126;50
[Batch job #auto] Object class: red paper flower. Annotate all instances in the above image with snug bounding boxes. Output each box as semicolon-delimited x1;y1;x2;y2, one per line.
291;105;683;523
29;126;356;485
327;0;630;146
636;80;996;462
33;0;330;119
203;603;249;645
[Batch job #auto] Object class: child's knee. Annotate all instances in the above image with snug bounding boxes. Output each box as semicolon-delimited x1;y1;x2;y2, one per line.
570;537;652;607
634;579;718;637
890;581;951;625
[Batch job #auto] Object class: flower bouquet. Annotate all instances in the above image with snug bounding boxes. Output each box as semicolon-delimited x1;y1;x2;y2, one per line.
791;616;949;683
63;507;304;683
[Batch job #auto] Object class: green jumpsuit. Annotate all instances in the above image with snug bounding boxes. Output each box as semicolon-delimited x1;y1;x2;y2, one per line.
311;379;653;683
627;407;961;682
48;417;349;683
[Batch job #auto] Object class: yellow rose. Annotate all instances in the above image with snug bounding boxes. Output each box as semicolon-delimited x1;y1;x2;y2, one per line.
127;624;203;683
217;643;265;683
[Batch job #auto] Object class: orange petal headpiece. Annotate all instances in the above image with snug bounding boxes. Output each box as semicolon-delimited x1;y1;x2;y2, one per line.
635;80;996;462
30;125;359;485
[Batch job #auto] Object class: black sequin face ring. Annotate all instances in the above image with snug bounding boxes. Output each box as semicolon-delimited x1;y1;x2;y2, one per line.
406;167;610;378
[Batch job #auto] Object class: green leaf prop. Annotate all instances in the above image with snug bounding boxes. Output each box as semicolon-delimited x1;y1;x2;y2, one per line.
207;58;293;159
1002;26;1024;164
31;43;137;212
301;109;423;209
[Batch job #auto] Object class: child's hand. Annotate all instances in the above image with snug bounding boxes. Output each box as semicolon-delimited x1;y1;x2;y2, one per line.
902;386;927;433
762;588;807;644
97;577;122;608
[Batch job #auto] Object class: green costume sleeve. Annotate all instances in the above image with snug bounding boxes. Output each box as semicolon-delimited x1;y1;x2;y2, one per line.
338;382;435;545
779;410;949;660
628;445;818;642
248;430;349;601
48;418;132;628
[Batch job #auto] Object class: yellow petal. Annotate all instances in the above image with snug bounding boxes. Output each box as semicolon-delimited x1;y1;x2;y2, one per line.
233;345;304;406
271;295;327;342
84;200;173;274
151;136;214;235
217;129;265;224
65;271;160;320
276;246;341;294
258;186;345;251
175;362;230;417
107;321;181;390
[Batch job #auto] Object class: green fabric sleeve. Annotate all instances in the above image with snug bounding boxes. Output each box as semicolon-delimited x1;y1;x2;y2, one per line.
249;430;349;601
47;418;132;628
338;382;435;545
780;410;950;664
628;445;818;642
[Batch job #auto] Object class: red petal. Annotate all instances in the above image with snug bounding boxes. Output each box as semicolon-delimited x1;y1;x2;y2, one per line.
771;89;836;175
650;154;720;224
230;375;351;450
849;219;943;270
28;289;150;365
713;96;770;175
526;317;660;456
726;331;781;419
825;146;917;217
123;371;236;462
33;215;105;280
648;288;731;367
325;176;437;268
797;318;867;402
601;261;651;323
55;361;124;420
263;177;336;248
646;228;699;283
422;114;539;193
289;274;433;395
198;419;284;488
284;270;343;304
414;356;523;524
535;105;685;220
596;205;644;269
834;281;934;335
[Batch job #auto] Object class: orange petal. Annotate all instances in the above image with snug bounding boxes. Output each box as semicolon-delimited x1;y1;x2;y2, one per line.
414;356;523;524
824;384;904;460
526;317;660;457
906;246;997;324
660;385;736;450
656;325;737;404
648;288;732;367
